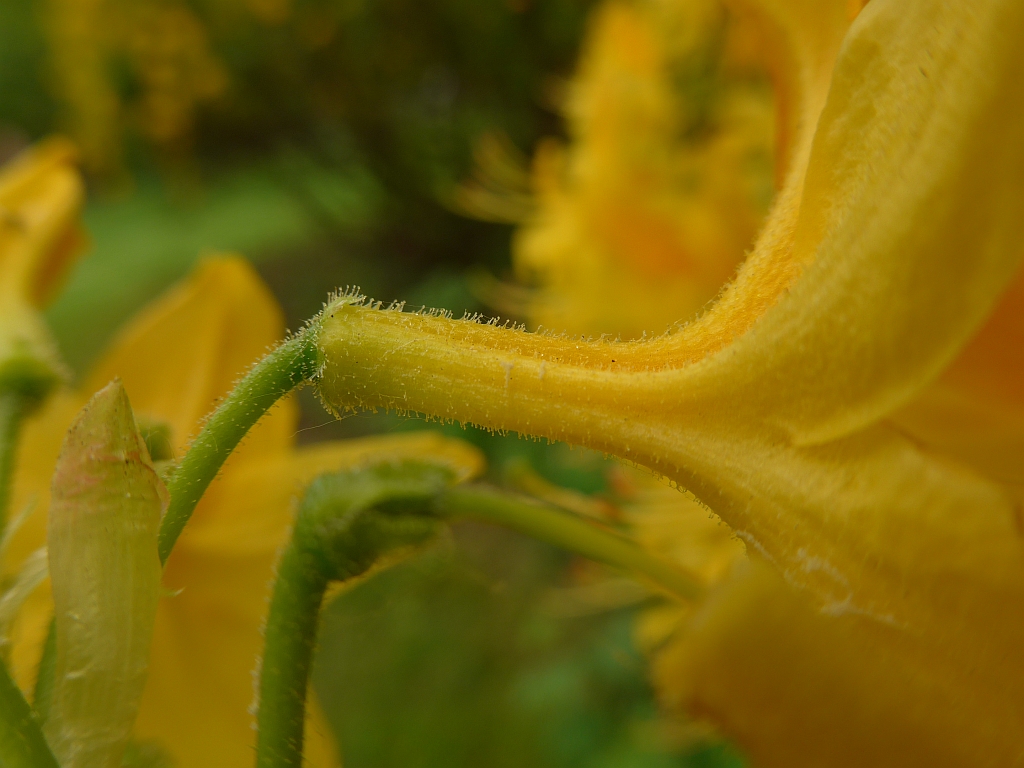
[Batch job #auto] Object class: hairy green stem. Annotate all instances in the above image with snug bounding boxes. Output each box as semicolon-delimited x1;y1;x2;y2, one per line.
0;391;27;538
0;660;59;768
158;331;319;563
433;485;704;601
256;543;328;768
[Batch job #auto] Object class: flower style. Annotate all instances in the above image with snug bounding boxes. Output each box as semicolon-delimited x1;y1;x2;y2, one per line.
2;256;483;767
309;0;1024;764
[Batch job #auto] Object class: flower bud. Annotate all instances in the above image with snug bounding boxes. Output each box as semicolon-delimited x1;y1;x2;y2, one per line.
44;380;167;768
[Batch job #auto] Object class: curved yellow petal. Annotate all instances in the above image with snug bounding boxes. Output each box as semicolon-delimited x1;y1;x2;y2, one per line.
4;255;296;573
701;0;1024;442
85;255;296;457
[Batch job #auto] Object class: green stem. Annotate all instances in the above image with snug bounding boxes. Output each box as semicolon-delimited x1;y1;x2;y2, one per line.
0;660;59;768
256;461;446;768
157;331;319;564
0;390;27;538
433;485;704;601
256;543;328;768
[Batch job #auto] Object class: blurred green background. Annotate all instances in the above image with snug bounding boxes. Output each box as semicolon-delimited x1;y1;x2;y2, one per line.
1;1;744;765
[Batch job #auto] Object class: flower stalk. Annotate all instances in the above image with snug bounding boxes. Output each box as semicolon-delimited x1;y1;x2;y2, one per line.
432;484;703;600
158;329;320;563
256;461;448;768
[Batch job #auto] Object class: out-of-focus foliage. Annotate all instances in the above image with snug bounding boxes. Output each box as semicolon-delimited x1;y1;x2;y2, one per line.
317;522;746;768
0;0;595;369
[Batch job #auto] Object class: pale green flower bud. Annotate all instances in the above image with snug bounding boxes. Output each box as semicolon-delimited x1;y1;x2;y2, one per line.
44;380;167;768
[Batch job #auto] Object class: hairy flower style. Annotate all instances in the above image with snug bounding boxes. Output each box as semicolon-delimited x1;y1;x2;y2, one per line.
0;138;85;395
312;0;1024;764
3;257;483;767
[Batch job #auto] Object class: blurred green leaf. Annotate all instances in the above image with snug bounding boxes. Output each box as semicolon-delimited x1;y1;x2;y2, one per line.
314;525;745;768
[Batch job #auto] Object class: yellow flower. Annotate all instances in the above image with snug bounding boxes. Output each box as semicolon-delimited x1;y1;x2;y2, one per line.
457;0;774;340
312;0;1024;763
4;256;483;766
517;0;774;340
45;0;228;176
0;138;85;397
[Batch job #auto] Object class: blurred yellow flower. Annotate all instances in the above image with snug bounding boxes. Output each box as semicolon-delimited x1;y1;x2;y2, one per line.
459;0;774;340
45;0;228;177
3;256;483;767
519;0;773;339
0;138;85;396
313;0;1024;763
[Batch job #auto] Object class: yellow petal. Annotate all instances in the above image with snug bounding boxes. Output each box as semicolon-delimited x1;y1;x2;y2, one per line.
85;255;296;458
4;256;296;582
889;267;1024;484
705;0;1024;442
653;559;1024;767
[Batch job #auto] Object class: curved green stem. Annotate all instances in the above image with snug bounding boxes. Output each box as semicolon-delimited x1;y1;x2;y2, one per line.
256;461;444;768
158;331;319;564
0;660;59;768
433;485;704;601
0;390;28;538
